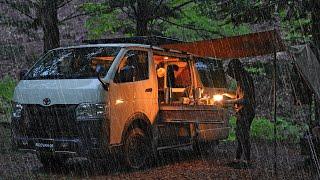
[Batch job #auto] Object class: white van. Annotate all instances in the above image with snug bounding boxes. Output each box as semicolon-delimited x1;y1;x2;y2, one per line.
11;42;231;169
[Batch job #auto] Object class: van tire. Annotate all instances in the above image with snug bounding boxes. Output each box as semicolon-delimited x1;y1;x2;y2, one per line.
124;127;153;169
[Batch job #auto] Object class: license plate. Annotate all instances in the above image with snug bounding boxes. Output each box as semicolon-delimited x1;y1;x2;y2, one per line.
35;142;54;148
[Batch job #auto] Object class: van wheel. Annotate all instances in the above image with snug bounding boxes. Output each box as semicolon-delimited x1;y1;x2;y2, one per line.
124;127;153;169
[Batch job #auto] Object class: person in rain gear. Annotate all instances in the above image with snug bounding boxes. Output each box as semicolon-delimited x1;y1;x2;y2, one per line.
226;59;256;165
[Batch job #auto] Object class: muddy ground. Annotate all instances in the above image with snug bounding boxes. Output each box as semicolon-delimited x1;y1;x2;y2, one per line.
0;126;317;179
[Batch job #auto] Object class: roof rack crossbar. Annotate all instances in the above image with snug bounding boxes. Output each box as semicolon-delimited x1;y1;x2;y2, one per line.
83;36;183;46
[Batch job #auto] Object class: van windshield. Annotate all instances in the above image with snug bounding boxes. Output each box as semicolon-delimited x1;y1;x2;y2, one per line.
195;58;227;88
25;47;121;80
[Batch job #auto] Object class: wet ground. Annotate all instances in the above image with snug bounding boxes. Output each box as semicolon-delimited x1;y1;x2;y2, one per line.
0;126;316;179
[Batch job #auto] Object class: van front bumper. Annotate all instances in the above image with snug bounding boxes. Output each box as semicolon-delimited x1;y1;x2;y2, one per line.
13;136;106;158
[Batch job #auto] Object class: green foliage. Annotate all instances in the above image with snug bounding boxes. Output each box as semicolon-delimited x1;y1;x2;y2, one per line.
250;117;275;141
244;67;266;75
278;7;312;43
85;10;126;39
227;116;237;141
0;76;16;122
196;0;319;44
163;2;251;41
227;116;307;143
228;79;237;91
83;0;195;37
0;76;16;102
275;117;308;142
83;1;251;40
83;3;134;39
281;17;312;43
211;0;316;44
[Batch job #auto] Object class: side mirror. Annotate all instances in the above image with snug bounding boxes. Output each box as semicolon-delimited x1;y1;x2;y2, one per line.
19;69;28;80
95;65;109;91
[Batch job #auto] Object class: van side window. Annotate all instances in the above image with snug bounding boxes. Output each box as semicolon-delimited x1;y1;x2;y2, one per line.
195;58;227;88
167;62;191;88
114;50;149;83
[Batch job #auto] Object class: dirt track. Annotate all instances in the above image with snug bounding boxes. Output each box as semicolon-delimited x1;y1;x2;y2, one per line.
0;126;316;179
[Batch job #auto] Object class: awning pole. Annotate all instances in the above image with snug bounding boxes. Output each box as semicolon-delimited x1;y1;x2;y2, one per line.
273;38;278;178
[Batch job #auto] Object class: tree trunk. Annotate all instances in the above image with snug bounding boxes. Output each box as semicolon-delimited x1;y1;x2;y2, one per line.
311;0;320;51
41;0;60;52
311;0;320;122
136;0;149;36
136;20;148;36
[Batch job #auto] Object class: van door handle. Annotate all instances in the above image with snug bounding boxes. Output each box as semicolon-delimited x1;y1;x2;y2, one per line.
145;88;152;92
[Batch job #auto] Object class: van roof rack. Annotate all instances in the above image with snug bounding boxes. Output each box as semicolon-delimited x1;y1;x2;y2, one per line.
83;36;183;46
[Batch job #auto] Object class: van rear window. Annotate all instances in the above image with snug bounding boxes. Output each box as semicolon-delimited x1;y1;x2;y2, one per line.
195;58;227;88
25;47;120;80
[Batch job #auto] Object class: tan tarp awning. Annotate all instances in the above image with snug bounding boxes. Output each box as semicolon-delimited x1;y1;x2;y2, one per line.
161;30;320;100
289;44;320;101
161;30;285;59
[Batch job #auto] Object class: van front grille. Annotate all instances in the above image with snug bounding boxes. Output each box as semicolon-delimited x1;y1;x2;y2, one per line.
22;105;78;138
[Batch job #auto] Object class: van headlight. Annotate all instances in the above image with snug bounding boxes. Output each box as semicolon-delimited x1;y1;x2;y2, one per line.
75;103;105;121
12;102;23;118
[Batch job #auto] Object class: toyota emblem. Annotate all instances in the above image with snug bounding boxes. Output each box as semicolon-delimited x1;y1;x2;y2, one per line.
43;98;51;105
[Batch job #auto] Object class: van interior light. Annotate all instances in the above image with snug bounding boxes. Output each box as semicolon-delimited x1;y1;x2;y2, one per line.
213;94;223;102
157;68;166;78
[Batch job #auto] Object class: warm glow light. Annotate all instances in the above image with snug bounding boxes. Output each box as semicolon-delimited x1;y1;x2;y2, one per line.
115;99;124;105
213;94;223;102
164;56;169;60
157;67;166;78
